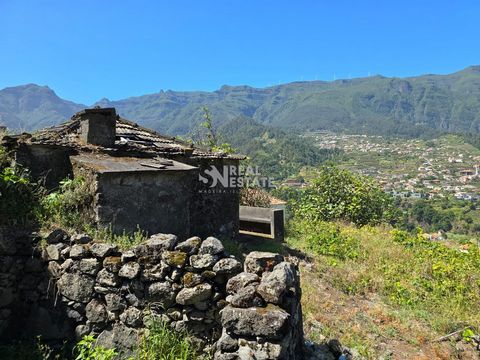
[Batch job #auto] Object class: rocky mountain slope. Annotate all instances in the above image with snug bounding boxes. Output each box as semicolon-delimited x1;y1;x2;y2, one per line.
2;66;480;136
0;84;85;131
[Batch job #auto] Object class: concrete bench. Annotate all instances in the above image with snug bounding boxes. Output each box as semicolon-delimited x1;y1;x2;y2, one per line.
239;206;285;242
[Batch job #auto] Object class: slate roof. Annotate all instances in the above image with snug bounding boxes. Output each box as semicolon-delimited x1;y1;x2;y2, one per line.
3;109;244;160
71;153;197;173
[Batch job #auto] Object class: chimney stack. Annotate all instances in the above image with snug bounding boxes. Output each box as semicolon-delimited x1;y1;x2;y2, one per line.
78;107;117;147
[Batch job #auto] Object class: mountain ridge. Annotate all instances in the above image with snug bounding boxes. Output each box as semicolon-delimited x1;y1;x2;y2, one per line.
2;66;480;136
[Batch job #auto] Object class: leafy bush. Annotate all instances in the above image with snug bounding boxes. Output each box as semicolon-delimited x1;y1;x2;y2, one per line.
74;335;117;360
294;165;395;226
41;176;95;229
135;320;201;360
291;219;360;260
0;167;42;226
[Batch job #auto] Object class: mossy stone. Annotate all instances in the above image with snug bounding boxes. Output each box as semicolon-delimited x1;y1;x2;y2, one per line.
162;251;187;268
183;272;203;288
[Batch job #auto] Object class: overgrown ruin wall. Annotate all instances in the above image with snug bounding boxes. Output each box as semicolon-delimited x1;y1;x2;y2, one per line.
0;228;303;359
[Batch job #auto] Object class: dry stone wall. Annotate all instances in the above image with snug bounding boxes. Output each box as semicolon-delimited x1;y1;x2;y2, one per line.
215;252;304;360
0;228;304;359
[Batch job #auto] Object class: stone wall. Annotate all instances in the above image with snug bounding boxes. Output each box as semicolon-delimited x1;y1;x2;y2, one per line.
215;252;304;359
185;157;241;239
94;170;194;238
0;228;303;359
0;228;72;341
14;144;74;189
72;157;240;240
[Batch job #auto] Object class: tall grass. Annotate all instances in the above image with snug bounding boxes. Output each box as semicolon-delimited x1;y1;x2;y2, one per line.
134;321;201;360
288;222;480;335
87;225;148;250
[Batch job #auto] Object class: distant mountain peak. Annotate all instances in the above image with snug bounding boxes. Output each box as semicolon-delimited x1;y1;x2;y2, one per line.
3;65;480;136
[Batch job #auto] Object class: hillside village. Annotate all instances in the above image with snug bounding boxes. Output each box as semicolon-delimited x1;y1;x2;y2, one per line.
306;132;480;200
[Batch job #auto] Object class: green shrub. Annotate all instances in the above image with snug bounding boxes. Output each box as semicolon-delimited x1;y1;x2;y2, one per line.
271;186;303;218
74;335;117;360
0;167;42;226
294;165;395;227
291;219;360;260
41;176;95;229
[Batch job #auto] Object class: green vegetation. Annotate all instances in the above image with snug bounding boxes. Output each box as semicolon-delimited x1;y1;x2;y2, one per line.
190;107;235;154
89;225;149;250
387;229;480;314
74;335;117;360
397;198;456;233
220;117;343;180
290;224;480;333
134;320;201;360
0;132;44;227
461;132;480;150
74;321;203;360
7;66;480;137
274;166;480;357
3;321;206;360
41;177;95;230
290;220;360;260
0;129;9;167
292;224;480;359
307;132;480;242
293;165;395;226
0;167;42;227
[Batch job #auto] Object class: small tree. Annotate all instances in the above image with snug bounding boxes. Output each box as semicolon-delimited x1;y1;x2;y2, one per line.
194;107;235;154
294;165;395;226
200;107;217;149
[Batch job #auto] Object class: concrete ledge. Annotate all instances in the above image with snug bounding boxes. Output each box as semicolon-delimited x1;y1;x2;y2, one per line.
239;206;284;242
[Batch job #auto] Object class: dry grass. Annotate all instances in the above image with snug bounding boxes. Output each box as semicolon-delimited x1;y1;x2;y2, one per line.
288;223;480;359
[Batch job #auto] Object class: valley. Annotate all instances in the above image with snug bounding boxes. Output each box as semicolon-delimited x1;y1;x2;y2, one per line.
305;133;480;199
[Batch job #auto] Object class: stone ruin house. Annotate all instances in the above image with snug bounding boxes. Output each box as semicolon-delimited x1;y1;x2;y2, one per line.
2;107;244;239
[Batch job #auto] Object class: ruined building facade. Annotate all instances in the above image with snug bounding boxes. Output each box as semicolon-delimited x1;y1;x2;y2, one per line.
3;108;243;239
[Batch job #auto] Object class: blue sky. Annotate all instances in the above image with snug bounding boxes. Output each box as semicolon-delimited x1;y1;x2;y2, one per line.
1;0;479;104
